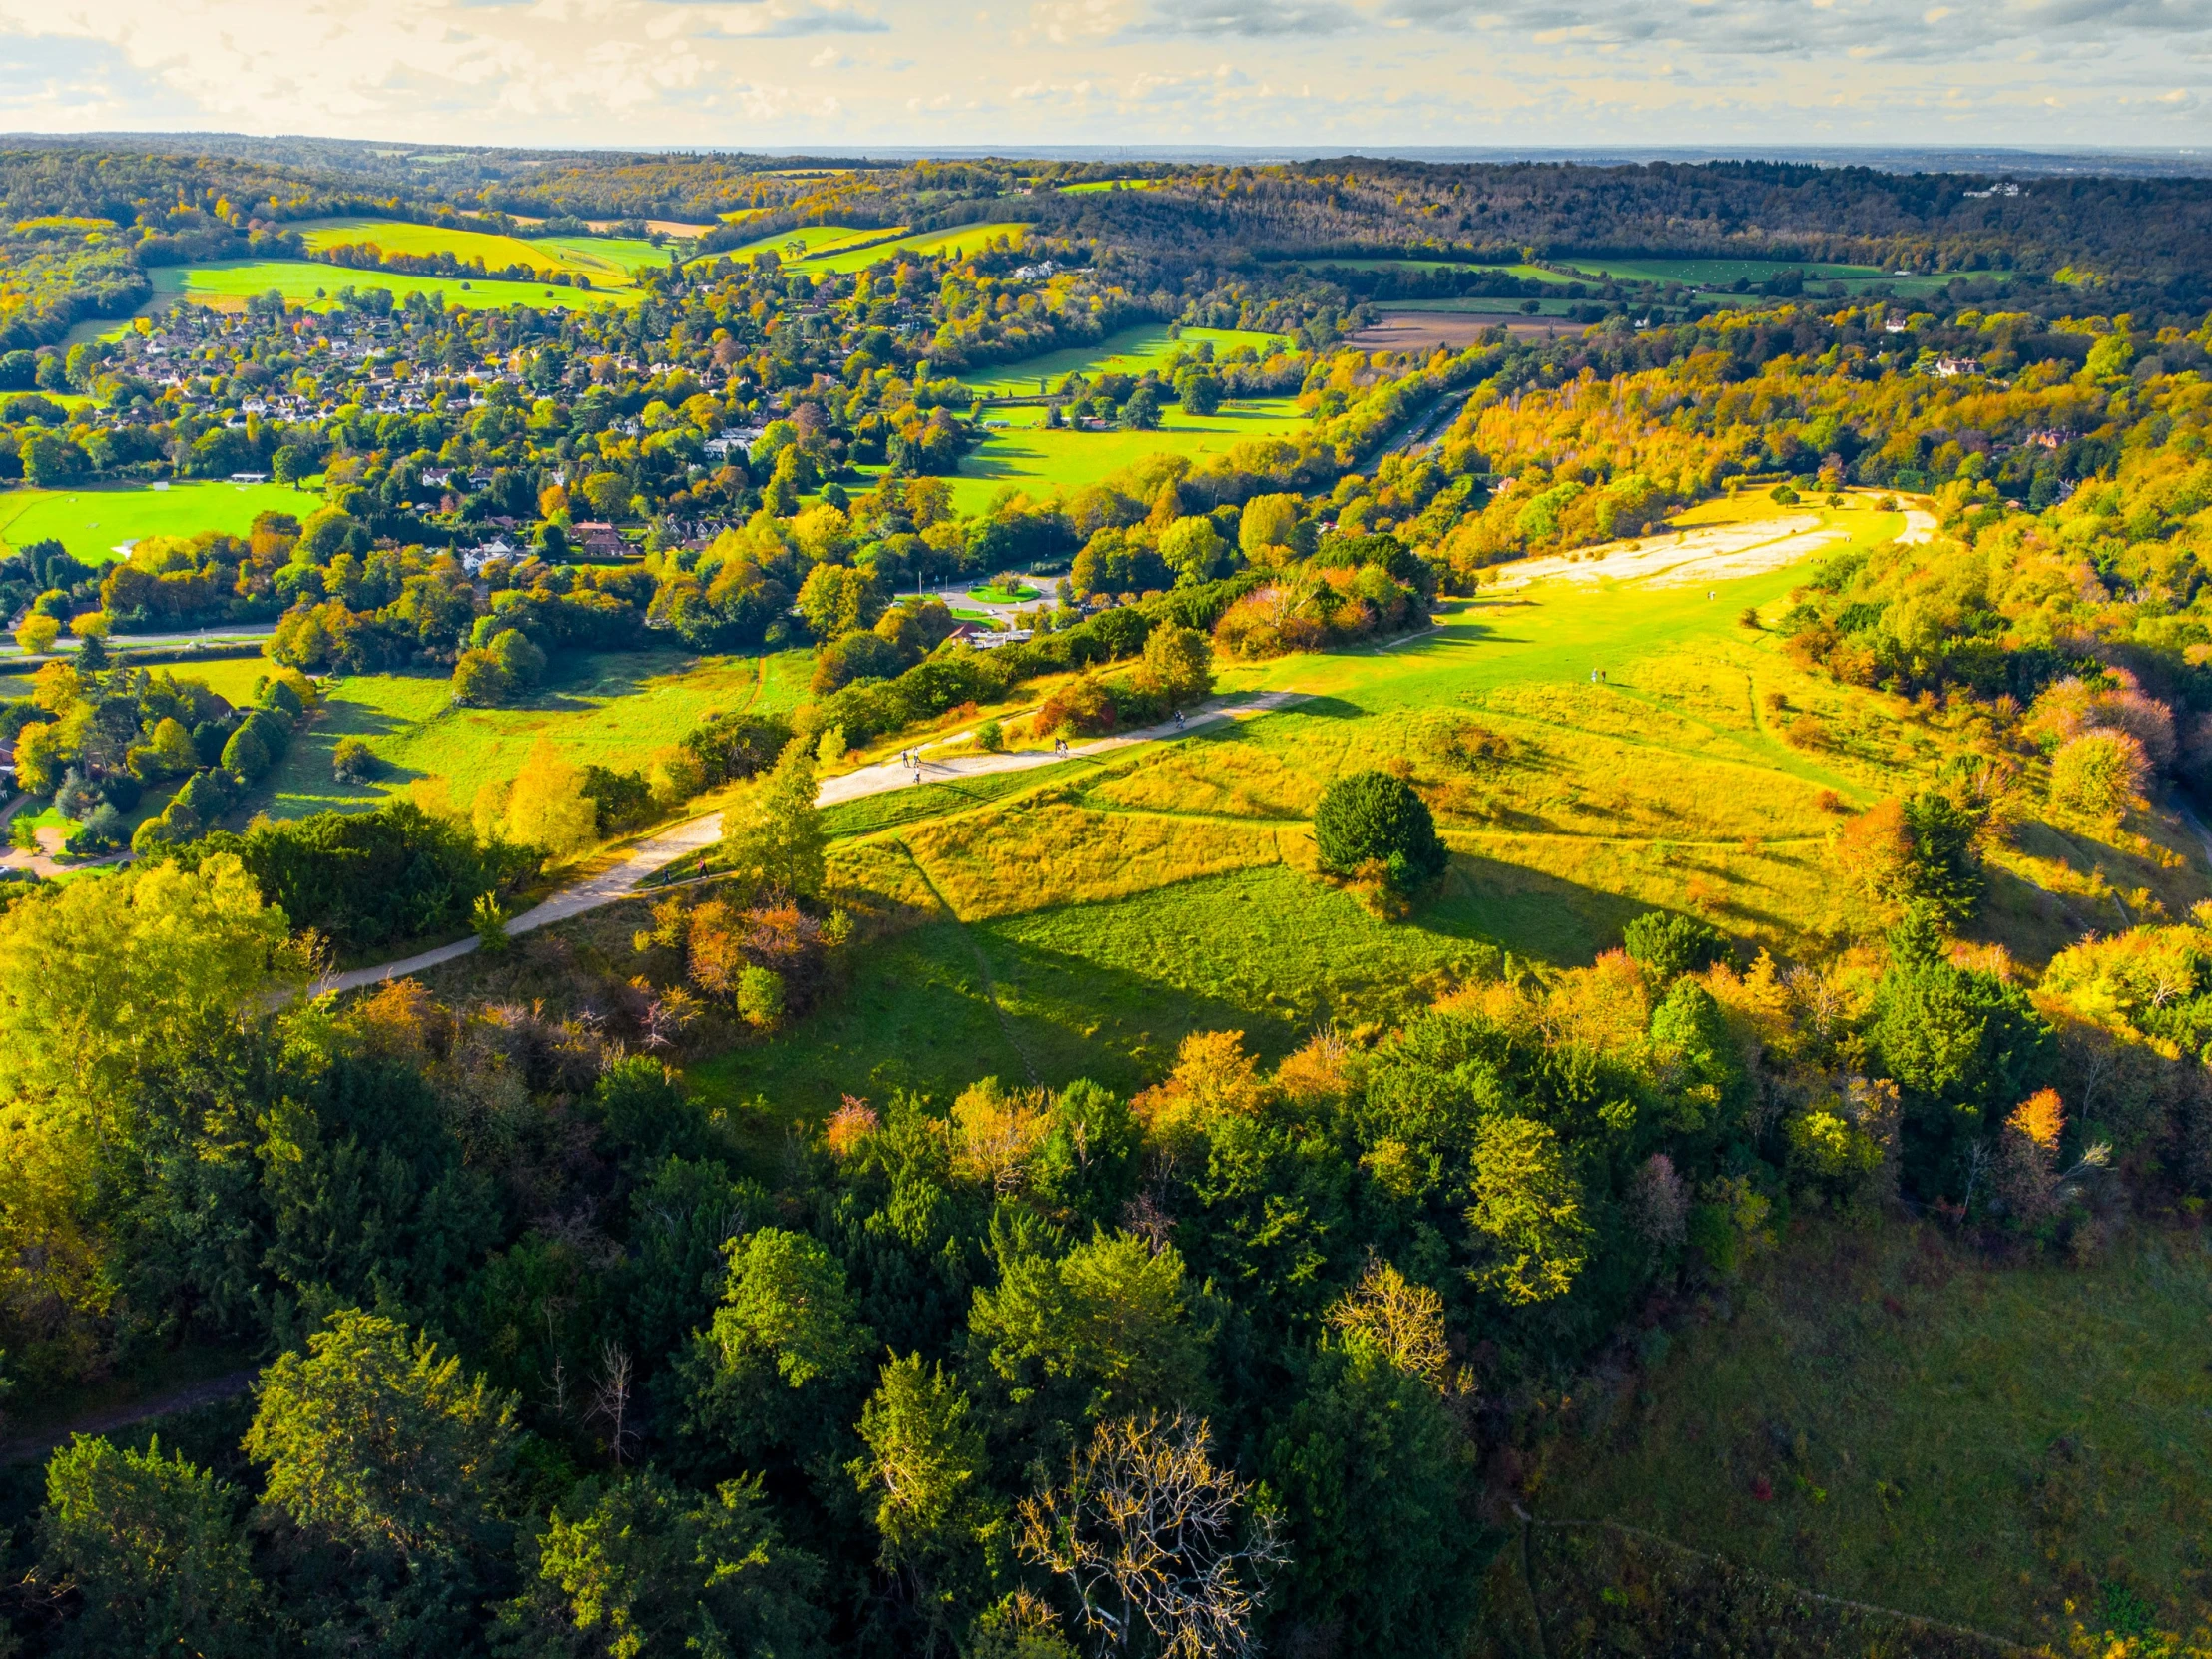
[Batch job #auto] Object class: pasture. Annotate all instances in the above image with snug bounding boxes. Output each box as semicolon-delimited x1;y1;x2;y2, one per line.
955;322;1289;398
705;221;1038;275
1292;259;1584;285
176;648;813;821
1057;179;1164;194
292;218;667;288
0;479;319;560
137;262;639;317
947;396;1309;513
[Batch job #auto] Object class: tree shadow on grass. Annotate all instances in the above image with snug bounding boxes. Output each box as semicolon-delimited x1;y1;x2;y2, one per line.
1427;849;1644;964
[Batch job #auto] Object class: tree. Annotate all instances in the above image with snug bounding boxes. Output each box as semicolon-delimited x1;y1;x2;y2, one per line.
1260;1337;1481;1651
1237;493;1301;560
1621;910;1726;983
14;613;60;655
1139;625;1214;710
244;1308;518;1565
1465;1116;1589;1305
39;1433;265;1658
503;1469;825;1659
969;1229;1212;1431
1312;770;1448;892
1016;1412;1282;1659
718;736;826;899
797;562;880;641
1157;517;1226;587
849;1353;996;1637
504;738;598;856
2050;731;2151;819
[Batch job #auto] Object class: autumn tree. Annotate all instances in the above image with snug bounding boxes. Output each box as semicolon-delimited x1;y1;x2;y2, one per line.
718;736;827;899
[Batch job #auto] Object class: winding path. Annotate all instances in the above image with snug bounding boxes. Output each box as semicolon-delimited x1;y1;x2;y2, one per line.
314;689;1305;996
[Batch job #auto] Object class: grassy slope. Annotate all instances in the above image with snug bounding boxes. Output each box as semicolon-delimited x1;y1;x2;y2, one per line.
685;497;2210;1123
145;263;638;315
176;649;812;821
0;479;322;563
949;398;1308;514
1532;1219;2212;1645
955;323;1290;397
292;219;658;285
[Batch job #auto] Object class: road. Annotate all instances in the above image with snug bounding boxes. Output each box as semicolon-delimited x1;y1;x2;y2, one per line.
314;689;1305;996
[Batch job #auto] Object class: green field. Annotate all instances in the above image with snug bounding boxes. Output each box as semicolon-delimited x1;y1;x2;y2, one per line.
1057;179;1164;194
1535;1221;2212;1645
0;479;321;561
139;262;639;317
705;221;1039;276
666;495;2207;1121
294;218;668;289
159;649;811;820
949;396;1309;512
955;322;1290;398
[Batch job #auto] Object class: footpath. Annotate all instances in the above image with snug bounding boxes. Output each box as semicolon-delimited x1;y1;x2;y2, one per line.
315;689;1303;995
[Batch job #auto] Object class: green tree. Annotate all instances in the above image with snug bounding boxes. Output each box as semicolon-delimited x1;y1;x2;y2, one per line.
969;1229;1212;1436
1157;516;1226;586
1312;770;1449;892
1237;492;1302;559
682;1226;874;1462
718;736;826;899
850;1352;993;1567
39;1433;265;1658
1621;910;1726;983
1465;1116;1589;1305
244;1309;518;1565
1138;624;1214;710
502;1469;825;1659
1260;1339;1483;1651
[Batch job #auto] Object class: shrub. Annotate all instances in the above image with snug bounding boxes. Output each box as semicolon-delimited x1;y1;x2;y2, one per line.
332;737;376;783
737;965;785;1028
976;719;1005;754
1313;770;1448;892
1622;911;1727;982
2049;730;2150;819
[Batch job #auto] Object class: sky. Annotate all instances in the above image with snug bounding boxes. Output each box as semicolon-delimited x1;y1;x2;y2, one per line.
0;0;2204;152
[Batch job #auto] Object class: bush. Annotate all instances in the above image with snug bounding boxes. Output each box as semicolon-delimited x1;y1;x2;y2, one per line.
1313;770;1448;892
2049;730;2150;819
1622;911;1728;982
332;737;377;783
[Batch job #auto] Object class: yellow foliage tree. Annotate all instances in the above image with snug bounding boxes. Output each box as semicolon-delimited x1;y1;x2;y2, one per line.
503;739;597;856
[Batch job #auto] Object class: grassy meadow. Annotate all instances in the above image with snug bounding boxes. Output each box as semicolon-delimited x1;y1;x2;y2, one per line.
138;262;639;317
663;496;2211;1121
0;479;320;562
293;218;668;288
172;648;812;822
706;222;1038;276
1531;1219;2212;1645
948;396;1309;513
955;323;1290;398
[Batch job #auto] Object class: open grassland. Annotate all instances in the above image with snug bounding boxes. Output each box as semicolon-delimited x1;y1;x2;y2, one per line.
141;262;638;316
956;323;1290;397
0;479;321;561
1557;256;1895;285
1057;179;1165;194
669;499;2209;1119
1292;259;1583;284
292;218;665;287
1532;1220;2212;1646
949;397;1308;514
704;221;1037;276
174;649;812;822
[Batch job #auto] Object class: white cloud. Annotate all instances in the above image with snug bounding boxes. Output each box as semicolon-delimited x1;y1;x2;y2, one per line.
0;0;2201;144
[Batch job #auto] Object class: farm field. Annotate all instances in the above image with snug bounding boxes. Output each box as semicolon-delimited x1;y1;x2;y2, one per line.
1057;178;1164;194
293;218;669;287
175;648;812;822
135;262;639;318
669;495;2206;1118
1532;1219;2212;1644
706;221;1037;275
955;322;1289;397
1292;258;1584;284
947;396;1309;512
0;479;319;560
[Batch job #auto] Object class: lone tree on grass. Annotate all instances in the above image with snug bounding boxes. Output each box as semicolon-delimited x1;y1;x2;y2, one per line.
1313;770;1447;893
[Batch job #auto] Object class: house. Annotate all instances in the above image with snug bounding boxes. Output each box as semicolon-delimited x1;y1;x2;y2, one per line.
229;471;270;483
1932;356;1978;379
